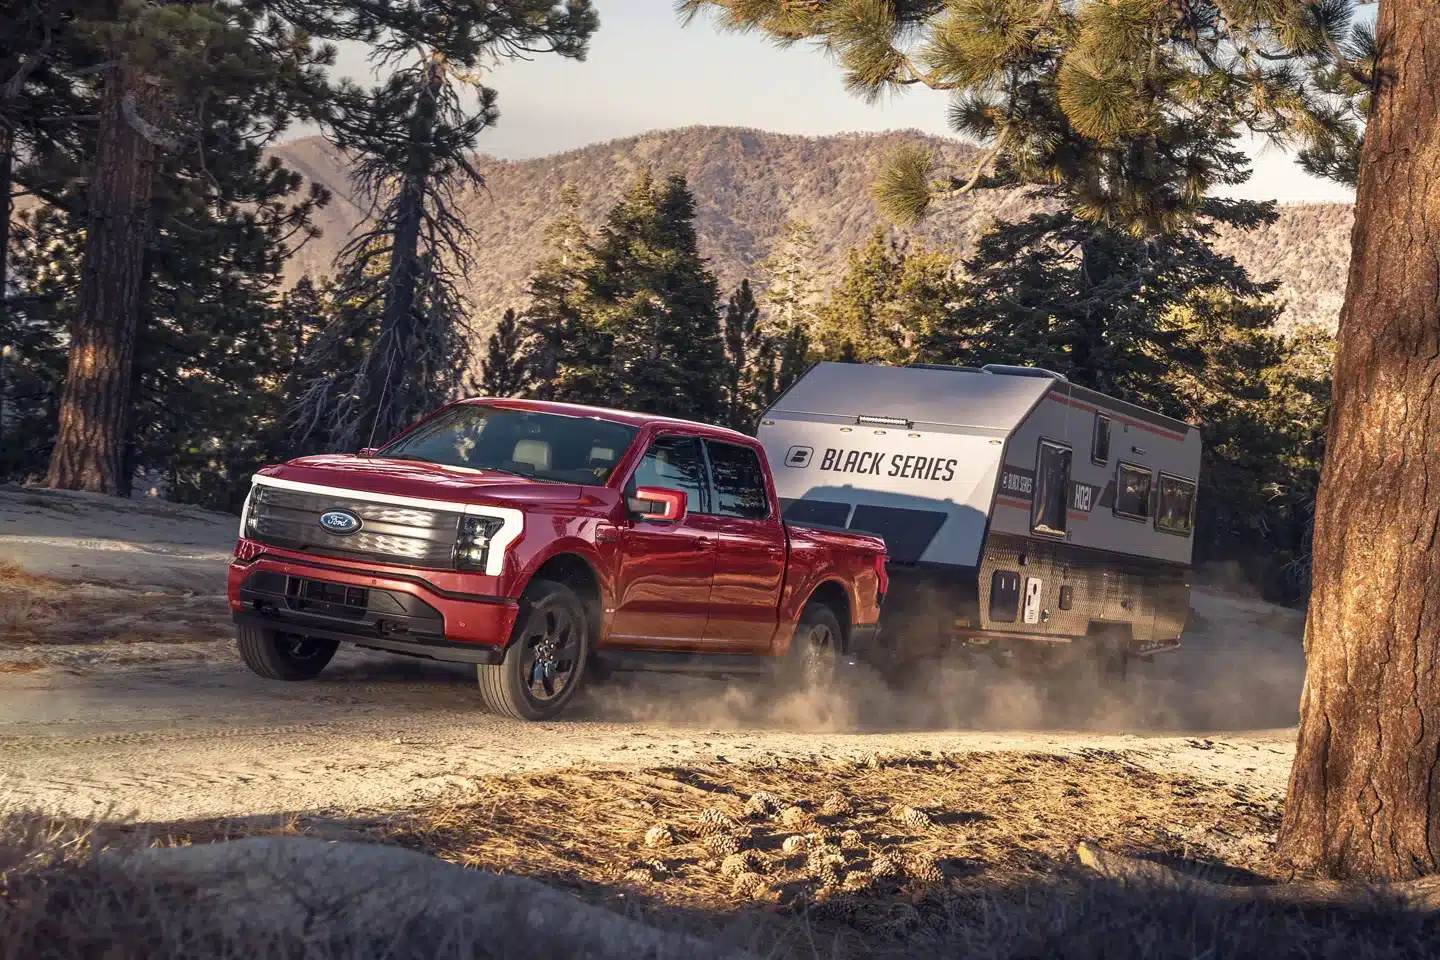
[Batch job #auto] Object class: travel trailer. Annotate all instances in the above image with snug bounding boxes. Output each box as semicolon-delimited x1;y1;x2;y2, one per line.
755;361;1201;676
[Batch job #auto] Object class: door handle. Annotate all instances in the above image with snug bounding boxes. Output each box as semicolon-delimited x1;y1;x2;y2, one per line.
693;537;713;550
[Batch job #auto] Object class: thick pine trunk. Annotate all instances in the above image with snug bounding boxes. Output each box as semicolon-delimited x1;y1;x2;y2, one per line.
44;63;158;493
1277;0;1440;881
1;128;12;335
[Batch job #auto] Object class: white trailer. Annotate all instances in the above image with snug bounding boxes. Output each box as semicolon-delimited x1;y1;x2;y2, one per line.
755;361;1201;673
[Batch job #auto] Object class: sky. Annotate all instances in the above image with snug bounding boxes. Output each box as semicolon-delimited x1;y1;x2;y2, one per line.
326;0;1357;205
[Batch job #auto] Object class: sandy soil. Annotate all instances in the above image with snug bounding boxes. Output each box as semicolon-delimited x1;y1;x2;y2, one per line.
0;485;1307;823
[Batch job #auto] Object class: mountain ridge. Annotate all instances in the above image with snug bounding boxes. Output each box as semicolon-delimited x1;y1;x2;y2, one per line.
271;125;1352;341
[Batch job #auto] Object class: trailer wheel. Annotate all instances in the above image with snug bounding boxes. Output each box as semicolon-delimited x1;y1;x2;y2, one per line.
236;625;338;681
782;602;844;689
476;579;590;721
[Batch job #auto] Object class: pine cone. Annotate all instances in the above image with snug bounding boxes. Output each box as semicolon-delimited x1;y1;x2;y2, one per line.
869;853;900;878
842;868;873;892
720;850;762;878
861;753;882;769
780;805;815;830
905;852;943;884
820;791;855;817
703;831;742;857
644;822;675;848
807;844;845;876
698;807;739;836
781;834;810;855
812;890;858;919
744;791;782;817
840;829;863;850
815;863;842;889
731;871;768;899
892;805;933;829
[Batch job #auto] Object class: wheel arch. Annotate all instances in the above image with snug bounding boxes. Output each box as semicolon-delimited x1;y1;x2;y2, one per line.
799;578;853;650
520;550;604;646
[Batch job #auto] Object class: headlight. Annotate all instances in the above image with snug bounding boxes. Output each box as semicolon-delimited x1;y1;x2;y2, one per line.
454;516;506;571
241;486;263;538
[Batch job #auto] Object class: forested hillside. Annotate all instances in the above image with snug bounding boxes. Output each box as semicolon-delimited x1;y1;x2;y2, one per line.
273;126;1353;338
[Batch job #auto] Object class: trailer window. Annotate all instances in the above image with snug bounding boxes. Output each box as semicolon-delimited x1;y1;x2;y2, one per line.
1092;414;1112;465
1032;440;1072;537
705;441;770;520
1156;473;1197;536
1115;462;1153;521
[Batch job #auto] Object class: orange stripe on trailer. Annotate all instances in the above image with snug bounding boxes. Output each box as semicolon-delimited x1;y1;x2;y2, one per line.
1045;394;1187;442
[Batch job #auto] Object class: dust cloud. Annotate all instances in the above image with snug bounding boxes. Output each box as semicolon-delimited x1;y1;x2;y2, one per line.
575;587;1308;737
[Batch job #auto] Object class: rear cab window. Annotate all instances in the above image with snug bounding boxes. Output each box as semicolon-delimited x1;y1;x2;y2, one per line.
704;441;772;520
1115;462;1153;521
1156;473;1198;536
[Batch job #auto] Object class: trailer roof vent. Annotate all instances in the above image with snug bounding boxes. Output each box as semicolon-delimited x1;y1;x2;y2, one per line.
980;364;1069;382
905;363;984;373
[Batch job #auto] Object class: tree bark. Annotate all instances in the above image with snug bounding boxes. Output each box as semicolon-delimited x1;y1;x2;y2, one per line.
1277;0;1440;881
44;62;159;493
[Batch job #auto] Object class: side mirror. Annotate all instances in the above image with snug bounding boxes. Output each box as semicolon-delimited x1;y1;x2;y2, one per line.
628;486;688;523
358;447;378;457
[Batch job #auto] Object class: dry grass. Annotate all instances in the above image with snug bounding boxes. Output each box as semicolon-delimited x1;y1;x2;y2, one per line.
0;561;228;648
3;754;1439;958
379;752;1285;919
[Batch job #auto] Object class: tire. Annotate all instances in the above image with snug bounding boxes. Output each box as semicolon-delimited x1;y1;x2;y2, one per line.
236;624;338;681
781;602;845;689
477;579;590;721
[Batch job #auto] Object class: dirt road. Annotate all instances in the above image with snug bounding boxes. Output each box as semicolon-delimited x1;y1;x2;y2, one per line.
0;486;1307;822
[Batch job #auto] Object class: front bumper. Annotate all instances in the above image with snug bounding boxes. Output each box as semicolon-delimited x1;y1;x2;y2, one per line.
228;549;519;665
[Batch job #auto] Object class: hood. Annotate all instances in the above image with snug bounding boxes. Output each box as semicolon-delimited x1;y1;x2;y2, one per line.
256;454;585;506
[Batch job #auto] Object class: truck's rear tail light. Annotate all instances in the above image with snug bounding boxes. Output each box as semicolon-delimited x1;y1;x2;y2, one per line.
874;552;889;598
454;516;506;571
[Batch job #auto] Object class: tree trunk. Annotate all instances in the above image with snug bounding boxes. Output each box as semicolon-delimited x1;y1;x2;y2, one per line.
1277;0;1440;881
1;127;12;336
44;62;159;493
362;57;443;448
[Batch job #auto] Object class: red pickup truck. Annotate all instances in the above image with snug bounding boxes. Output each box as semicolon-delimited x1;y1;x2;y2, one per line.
227;399;887;720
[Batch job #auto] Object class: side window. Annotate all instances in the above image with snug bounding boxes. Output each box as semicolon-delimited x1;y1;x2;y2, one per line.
1115;462;1153;521
627;436;707;513
1092;414;1111;465
705;441;771;520
1031;439;1072;537
1156;473;1198;536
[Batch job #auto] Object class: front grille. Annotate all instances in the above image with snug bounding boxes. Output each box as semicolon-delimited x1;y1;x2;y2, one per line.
247;486;460;569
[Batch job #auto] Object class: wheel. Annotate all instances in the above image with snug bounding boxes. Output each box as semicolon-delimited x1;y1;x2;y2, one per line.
782;602;844;689
236;624;338;681
477;579;590;721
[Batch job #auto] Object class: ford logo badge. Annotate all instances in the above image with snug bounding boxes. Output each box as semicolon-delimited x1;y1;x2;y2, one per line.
318;509;362;536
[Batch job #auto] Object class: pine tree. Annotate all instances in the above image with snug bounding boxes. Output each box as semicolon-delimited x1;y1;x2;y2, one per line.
526;172;726;421
814;227;962;366
481;309;530;398
293;2;598;451
41;1;333;493
754;220;818;395
722;279;766;430
520;183;595;401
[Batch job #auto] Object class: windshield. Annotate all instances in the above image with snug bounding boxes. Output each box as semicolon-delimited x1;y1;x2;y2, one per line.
376;405;639;485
